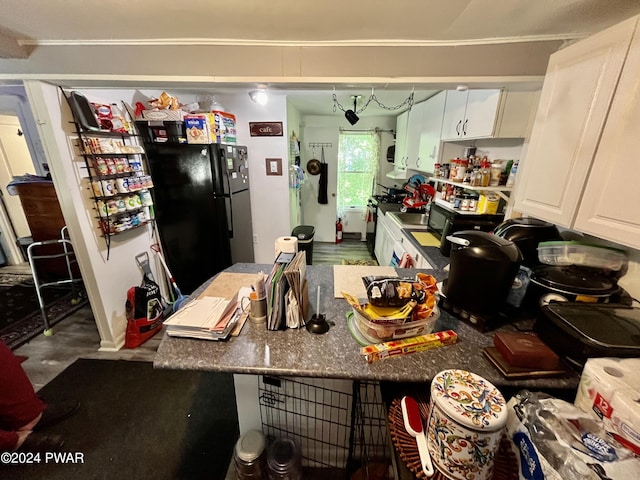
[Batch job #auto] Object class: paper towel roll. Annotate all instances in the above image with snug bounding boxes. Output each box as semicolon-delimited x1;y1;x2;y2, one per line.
575;357;640;417
275;236;298;258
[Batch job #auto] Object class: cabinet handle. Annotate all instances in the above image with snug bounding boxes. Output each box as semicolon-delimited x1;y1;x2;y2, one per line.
430;146;436;159
456;120;462;136
416;157;421;168
462;119;468;136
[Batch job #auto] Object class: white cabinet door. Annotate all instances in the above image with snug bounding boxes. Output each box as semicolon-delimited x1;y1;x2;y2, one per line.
416;92;445;174
387;110;409;179
405;102;424;170
514;17;636;228
441;90;468;140
463;90;501;138
374;213;387;264
574;23;640;250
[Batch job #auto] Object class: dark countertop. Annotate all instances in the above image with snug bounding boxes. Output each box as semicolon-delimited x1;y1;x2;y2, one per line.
376;201;450;271
154;263;579;391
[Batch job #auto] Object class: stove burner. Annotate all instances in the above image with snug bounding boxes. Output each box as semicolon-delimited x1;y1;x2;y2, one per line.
372;194;407;204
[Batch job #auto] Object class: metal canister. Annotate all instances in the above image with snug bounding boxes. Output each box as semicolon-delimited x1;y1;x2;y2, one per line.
234;430;268;480
267;438;302;480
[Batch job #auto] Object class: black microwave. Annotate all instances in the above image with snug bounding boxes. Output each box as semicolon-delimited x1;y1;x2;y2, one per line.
427;201;505;256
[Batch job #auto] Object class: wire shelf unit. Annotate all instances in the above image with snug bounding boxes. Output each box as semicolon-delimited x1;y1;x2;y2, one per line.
258;376;392;478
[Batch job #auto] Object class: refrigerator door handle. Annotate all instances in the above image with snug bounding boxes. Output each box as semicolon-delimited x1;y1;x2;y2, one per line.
226;195;234;238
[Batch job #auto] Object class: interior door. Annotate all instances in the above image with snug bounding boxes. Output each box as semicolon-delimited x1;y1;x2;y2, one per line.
514;17;636;227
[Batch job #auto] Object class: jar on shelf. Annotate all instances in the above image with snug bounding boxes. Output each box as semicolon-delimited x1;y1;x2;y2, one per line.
441;163;450;180
468;194;478;212
489;161;503;186
460;194;472;211
454;159;468;182
434;163;442;178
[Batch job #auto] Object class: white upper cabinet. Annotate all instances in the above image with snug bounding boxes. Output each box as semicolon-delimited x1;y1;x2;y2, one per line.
574;18;640;248
514;15;640;250
416;91;446;174
405;101;425;171
441;90;469;140
387;109;409;179
441;89;536;141
442;89;500;140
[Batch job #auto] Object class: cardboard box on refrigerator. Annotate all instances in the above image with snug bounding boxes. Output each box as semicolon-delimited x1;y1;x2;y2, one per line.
184;114;211;144
204;111;237;144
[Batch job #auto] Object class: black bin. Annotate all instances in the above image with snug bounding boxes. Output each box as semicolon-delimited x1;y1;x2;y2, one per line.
291;225;315;264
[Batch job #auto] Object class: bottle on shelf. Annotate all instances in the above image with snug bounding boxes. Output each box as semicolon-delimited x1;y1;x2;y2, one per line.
480;157;491;187
506;161;519;187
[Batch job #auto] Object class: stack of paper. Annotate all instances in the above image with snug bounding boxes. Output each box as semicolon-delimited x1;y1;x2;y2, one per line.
164;287;251;341
266;250;307;330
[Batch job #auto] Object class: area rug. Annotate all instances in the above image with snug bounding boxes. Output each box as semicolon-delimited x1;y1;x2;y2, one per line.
0;273;87;350
5;359;239;480
341;259;379;266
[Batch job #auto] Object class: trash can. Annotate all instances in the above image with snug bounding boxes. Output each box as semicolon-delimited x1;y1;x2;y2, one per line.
291;225;315;264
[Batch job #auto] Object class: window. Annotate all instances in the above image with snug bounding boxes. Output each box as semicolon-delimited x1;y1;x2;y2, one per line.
336;132;380;215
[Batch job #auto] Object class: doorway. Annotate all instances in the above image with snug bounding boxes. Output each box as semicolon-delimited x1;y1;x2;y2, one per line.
0;113;36;265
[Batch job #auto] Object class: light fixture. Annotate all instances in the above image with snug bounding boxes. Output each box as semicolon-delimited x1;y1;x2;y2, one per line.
248;89;268;105
332;88;414;120
344;95;360;125
456;84;469;91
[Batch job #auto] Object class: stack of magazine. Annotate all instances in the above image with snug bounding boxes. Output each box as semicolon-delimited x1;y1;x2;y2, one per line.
266;250;307;330
164;287;251;341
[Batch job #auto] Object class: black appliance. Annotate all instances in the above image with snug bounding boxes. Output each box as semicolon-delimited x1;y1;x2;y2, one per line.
145;143;254;294
535;303;640;369
524;265;624;309
427;201;504;256
366;193;407;256
443;230;522;319
492;217;562;266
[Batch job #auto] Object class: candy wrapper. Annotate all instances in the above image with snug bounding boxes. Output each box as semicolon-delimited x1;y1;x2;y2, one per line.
343;273;438;324
362;273;437;307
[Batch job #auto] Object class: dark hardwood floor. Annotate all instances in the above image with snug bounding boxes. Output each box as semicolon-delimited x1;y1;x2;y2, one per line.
312;234;376;265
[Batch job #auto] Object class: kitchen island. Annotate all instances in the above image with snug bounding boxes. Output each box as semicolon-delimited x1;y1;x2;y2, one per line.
154;263;580;477
154;263;579;391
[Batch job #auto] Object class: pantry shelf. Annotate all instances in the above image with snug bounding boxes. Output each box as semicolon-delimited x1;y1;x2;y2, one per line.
60;86;156;259
428;177;513;201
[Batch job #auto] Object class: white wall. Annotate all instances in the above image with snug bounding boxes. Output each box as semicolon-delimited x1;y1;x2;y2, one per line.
22;83;293;348
23;82;165;349
301;115;396;242
216;92;291;264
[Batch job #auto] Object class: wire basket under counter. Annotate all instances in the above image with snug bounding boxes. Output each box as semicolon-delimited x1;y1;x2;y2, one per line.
258;376;393;478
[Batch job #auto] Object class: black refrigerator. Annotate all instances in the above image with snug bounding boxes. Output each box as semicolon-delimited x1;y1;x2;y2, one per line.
145;143;254;294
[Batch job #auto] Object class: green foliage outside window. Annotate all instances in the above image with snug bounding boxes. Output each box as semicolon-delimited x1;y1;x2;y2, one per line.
337;132;380;215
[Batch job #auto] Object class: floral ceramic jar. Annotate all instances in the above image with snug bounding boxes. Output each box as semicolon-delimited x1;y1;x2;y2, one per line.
426;369;507;480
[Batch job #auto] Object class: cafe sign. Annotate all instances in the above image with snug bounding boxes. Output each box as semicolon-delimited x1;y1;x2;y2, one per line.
249;122;283;137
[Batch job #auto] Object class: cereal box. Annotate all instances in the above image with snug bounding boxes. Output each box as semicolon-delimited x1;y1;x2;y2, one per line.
184;115;211;144
205;111;237;144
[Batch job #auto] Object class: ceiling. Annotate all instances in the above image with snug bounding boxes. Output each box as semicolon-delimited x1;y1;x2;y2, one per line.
1;0;640;116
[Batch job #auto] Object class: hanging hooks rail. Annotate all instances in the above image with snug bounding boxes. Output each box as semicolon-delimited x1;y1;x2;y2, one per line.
308;142;332;148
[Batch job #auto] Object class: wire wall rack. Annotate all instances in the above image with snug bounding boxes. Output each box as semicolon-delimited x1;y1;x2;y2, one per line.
258;376;393;479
